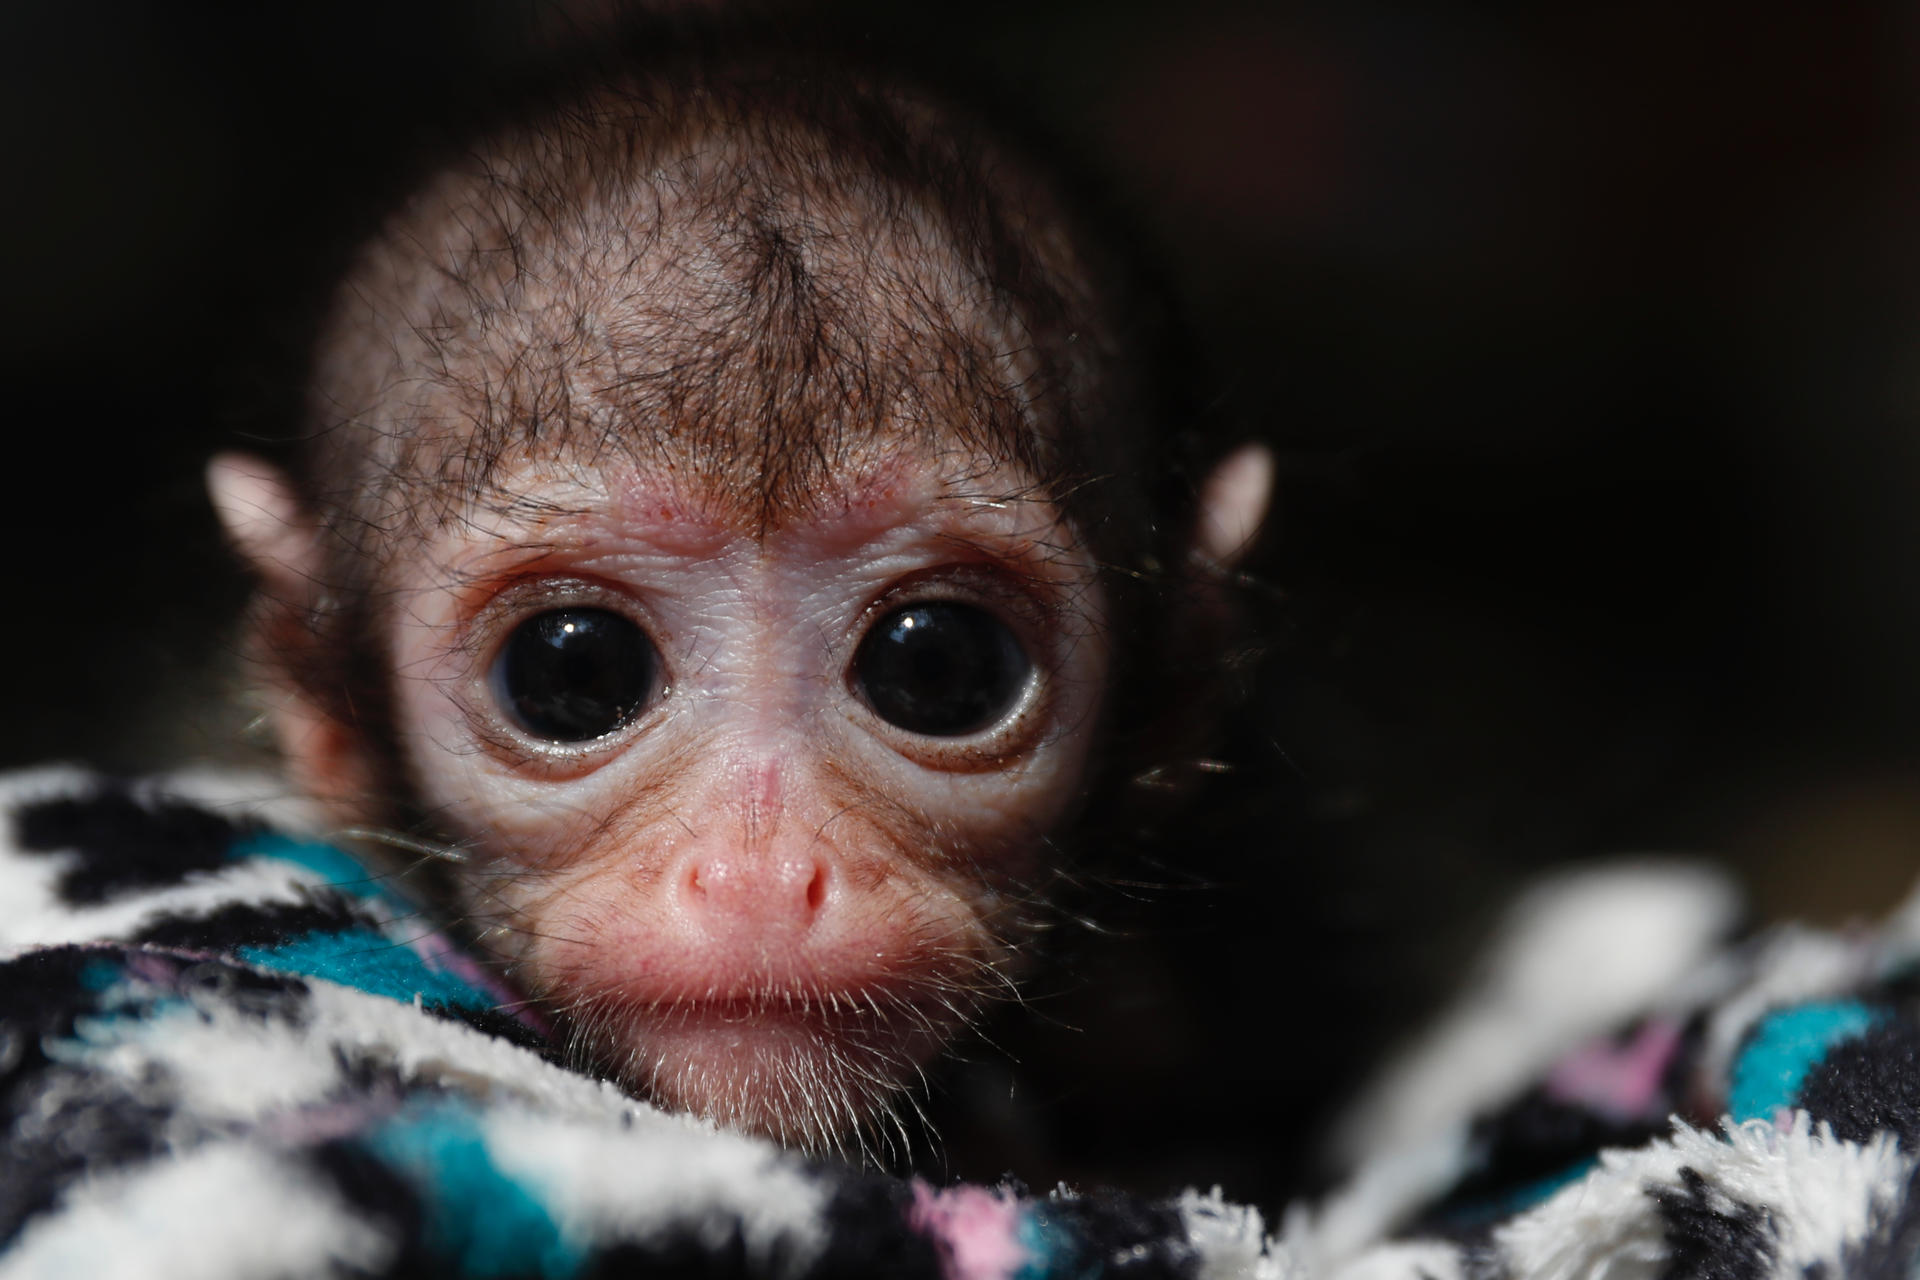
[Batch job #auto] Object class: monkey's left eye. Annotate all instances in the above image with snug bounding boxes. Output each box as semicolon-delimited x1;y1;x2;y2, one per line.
853;602;1032;737
491;608;657;743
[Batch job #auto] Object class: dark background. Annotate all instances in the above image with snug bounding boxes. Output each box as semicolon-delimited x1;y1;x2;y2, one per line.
5;0;1920;1210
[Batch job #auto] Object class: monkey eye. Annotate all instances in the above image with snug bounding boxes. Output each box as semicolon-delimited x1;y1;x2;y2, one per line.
853;602;1032;737
491;608;657;743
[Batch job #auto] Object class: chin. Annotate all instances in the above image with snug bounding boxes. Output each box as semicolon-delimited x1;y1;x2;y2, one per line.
574;991;968;1161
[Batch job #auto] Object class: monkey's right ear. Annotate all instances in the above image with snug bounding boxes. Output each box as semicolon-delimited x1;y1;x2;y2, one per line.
208;453;375;815
206;453;324;597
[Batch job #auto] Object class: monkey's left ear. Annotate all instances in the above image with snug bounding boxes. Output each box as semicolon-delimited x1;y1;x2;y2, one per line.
1191;443;1275;570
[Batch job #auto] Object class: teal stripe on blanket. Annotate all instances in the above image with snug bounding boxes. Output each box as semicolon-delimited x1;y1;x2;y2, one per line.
366;1099;583;1278
238;927;500;1013
1728;1001;1884;1123
1014;1210;1062;1280
230;831;422;914
229;831;504;1013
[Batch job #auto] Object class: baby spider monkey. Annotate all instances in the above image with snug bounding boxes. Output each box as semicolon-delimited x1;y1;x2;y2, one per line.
210;22;1270;1158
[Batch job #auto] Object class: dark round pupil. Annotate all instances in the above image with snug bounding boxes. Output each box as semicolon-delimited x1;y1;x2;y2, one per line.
494;608;655;743
854;602;1030;737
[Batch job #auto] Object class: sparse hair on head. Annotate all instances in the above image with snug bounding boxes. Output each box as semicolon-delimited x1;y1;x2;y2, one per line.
303;24;1184;553
262;14;1230;842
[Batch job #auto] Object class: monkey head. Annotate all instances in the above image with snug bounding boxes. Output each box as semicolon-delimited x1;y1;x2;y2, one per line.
208;40;1271;1157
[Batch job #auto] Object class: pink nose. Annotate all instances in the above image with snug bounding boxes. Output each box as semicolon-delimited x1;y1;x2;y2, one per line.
680;848;829;937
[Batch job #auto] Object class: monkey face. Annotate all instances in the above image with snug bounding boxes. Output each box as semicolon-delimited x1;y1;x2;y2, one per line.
206;44;1272;1161
380;441;1108;1152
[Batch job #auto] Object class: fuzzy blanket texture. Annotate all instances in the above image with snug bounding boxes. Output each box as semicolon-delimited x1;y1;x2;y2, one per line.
1;766;1917;1280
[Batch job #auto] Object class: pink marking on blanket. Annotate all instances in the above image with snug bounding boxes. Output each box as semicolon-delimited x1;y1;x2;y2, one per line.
1544;1017;1683;1122
407;930;552;1036
263;1097;397;1145
122;950;187;986
908;1181;1030;1280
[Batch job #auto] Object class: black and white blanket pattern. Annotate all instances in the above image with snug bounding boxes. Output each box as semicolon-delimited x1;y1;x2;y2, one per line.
3;765;1919;1279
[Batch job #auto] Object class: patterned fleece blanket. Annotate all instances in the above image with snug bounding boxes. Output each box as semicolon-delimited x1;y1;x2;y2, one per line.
2;766;1917;1280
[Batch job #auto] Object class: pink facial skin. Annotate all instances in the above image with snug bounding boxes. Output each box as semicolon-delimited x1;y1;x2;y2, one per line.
383;442;1109;1152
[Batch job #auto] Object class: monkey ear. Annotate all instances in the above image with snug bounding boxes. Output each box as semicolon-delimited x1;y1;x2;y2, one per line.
206;452;323;596
1191;442;1275;570
208;453;374;815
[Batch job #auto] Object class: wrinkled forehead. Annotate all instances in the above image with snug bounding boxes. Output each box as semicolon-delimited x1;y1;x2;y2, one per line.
424;428;1069;565
310;103;1058;536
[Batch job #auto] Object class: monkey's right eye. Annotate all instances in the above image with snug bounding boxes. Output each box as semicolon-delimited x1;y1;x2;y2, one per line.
491;608;657;743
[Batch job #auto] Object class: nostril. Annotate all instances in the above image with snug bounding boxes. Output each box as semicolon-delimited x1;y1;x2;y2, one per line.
680;852;827;929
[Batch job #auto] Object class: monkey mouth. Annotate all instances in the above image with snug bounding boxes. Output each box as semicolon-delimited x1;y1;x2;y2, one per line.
519;904;1022;1157
574;985;971;1157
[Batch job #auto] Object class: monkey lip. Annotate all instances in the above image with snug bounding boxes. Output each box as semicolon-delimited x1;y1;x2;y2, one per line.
618;985;957;1052
650;998;862;1030
590;987;966;1148
530;912;1009;1144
